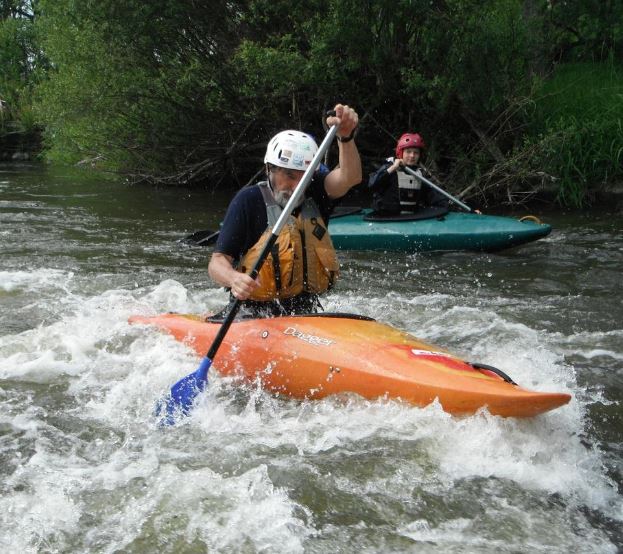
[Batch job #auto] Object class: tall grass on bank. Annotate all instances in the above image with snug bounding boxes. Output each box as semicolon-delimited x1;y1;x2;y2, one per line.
527;62;623;206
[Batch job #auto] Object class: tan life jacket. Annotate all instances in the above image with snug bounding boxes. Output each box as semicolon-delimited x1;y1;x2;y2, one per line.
238;182;340;302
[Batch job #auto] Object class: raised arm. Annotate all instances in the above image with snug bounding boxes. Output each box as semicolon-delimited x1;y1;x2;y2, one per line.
324;104;363;199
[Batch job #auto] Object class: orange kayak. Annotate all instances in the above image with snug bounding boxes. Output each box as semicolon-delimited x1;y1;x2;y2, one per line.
129;312;571;418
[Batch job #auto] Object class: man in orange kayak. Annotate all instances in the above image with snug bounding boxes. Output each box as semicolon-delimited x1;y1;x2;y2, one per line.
208;104;362;317
368;132;449;216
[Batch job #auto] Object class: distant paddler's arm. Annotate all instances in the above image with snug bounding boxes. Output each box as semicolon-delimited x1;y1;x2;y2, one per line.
208;252;259;300
386;157;403;174
324;104;363;199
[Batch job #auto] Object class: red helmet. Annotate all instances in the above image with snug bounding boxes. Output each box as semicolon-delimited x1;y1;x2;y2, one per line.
395;133;426;159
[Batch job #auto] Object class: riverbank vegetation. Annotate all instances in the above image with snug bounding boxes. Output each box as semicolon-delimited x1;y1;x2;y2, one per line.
1;0;621;206
0;1;43;159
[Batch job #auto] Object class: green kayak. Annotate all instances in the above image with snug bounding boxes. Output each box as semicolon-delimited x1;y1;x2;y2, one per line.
328;208;552;252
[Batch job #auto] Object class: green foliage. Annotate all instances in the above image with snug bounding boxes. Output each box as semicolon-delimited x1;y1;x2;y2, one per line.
234;37;308;108
308;2;527;150
0;2;44;155
526;62;623;205
437;0;529;113
34;0;245;175
536;0;623;63
1;0;619;204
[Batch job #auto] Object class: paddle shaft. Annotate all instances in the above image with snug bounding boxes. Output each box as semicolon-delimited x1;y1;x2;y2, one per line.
402;166;473;212
205;124;339;361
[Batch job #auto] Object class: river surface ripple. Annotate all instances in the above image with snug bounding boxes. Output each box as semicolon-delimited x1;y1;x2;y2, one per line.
1;164;622;553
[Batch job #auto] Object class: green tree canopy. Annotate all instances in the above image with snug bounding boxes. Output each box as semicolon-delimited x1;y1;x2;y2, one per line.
0;0;619;204
0;0;43;155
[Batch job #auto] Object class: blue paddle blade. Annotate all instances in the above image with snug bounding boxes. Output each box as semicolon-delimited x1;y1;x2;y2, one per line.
155;356;212;426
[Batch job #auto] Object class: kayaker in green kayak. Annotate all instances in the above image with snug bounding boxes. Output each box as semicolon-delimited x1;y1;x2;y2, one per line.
207;104;362;318
368;132;450;216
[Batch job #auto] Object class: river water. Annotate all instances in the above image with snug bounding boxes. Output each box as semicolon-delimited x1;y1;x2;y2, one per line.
1;164;622;553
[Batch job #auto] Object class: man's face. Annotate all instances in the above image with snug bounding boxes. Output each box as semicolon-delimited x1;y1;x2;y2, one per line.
269;166;305;207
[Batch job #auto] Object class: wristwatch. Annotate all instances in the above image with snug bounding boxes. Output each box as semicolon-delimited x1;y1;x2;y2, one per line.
336;126;358;143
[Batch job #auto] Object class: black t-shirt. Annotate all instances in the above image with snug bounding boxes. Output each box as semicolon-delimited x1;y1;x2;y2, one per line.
215;170;333;263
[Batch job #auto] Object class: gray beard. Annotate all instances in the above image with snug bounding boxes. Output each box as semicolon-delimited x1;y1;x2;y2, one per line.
273;189;303;208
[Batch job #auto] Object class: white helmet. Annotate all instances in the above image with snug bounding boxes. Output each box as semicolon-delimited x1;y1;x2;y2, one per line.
264;130;318;171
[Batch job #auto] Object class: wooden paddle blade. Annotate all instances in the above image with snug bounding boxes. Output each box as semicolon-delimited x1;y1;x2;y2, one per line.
155;356;212;426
